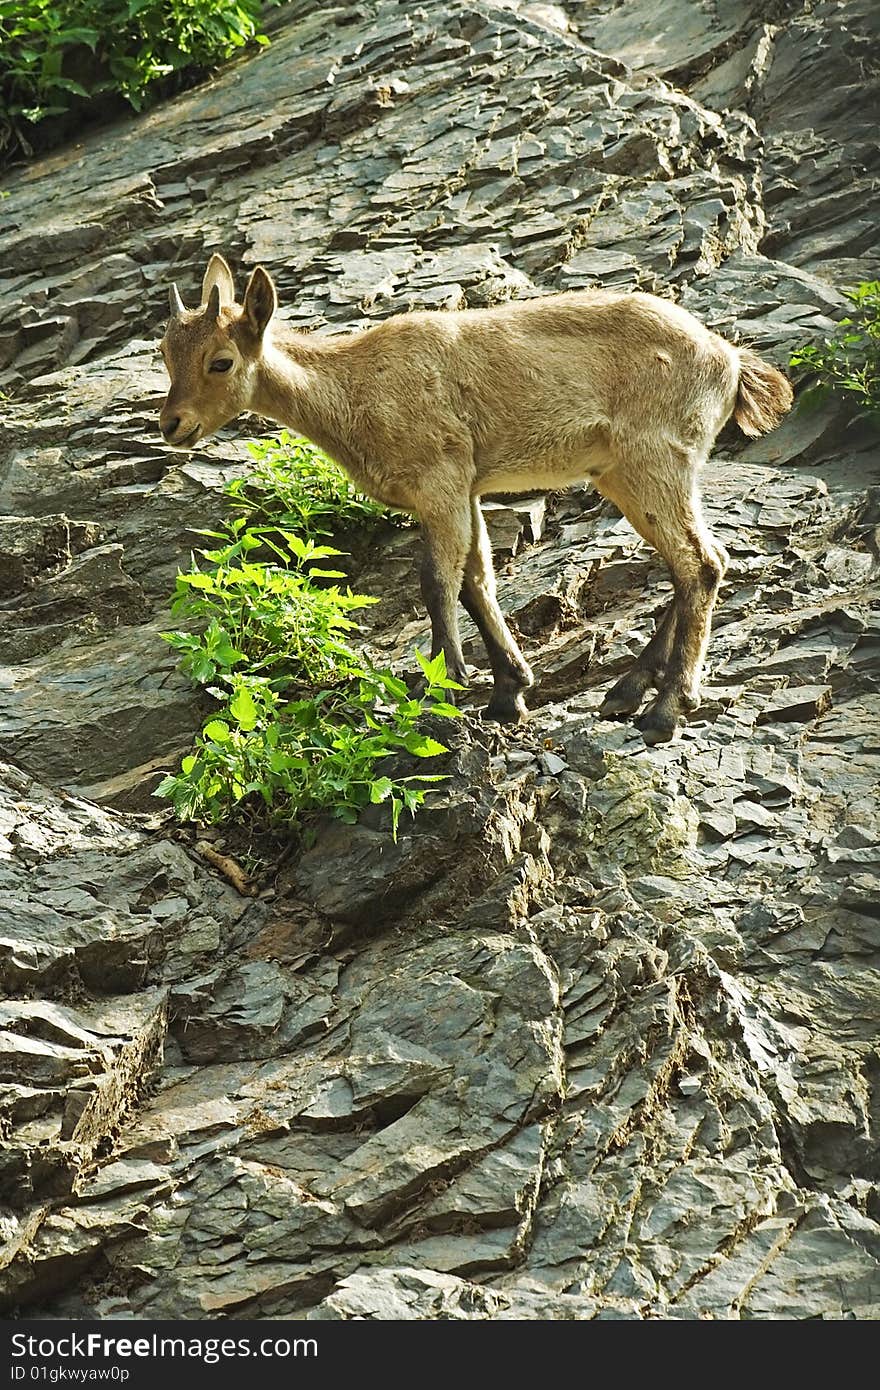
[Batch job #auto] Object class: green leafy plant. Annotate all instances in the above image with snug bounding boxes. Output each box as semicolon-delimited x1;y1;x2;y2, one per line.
157;435;460;840
0;0;271;161
790;281;880;418
230;431;390;537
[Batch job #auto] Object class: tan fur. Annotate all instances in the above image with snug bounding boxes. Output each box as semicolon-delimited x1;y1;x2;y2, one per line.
734;347;795;438
158;255;792;741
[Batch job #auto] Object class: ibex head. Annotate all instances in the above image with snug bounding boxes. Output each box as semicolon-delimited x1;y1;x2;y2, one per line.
158;253;277;447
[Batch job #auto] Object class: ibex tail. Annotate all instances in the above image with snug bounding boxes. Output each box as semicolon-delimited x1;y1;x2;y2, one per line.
734;347;794;438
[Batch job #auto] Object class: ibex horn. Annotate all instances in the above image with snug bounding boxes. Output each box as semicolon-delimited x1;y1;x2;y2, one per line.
169;284;186;317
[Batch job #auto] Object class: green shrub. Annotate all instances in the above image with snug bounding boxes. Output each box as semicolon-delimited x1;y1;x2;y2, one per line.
230;431;390;538
0;0;270;159
790;281;880;418
157;435;460;840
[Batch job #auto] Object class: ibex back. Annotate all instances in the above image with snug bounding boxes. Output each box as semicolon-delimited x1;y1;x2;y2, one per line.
159;254;792;742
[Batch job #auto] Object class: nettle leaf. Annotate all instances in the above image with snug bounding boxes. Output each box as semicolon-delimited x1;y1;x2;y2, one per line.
415;647;465;690
304;544;345;561
373;670;409;700
281;531;309;561
415;648;445;683
369;776;394;804
404;733;448;758
162;630;196;650
180;571;216;590
229;686;259;730
53;27;100;49
214;638;244;667
203;719;232;744
42;75;91;97
184;649;218;683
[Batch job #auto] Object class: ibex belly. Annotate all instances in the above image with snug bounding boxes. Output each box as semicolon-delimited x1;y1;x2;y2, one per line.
475;440;613;497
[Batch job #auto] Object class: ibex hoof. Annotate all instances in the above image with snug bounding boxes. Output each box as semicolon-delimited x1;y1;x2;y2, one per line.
638;720;679;746
600;683;646;719
636;699;681;745
484;690;529;724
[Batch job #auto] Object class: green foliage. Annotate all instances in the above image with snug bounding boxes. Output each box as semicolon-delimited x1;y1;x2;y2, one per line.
790;281;880;418
230;431;390;537
157;435;460;840
0;0;270;159
165;526;376;689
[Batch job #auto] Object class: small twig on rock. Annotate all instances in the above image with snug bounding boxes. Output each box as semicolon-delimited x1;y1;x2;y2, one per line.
194;840;255;896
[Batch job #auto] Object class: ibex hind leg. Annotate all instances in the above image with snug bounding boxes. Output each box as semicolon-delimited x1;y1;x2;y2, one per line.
419;493;474;692
596;447;726;743
638;526;726;744
461;498;533;723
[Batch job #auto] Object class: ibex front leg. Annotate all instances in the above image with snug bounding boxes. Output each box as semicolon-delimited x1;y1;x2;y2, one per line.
600;601;677;718
419;495;473;689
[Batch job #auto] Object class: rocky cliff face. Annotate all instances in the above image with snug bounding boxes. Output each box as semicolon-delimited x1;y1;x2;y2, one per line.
1;0;879;1319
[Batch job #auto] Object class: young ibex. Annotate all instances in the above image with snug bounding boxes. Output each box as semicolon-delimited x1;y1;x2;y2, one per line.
159;254;792;742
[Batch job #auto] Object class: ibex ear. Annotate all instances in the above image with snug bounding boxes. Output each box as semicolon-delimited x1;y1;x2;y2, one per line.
204;284;221;322
242;266;277;337
201;253;235;309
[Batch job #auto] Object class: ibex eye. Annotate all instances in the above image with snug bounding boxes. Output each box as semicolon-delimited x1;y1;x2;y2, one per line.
210;359;233;374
